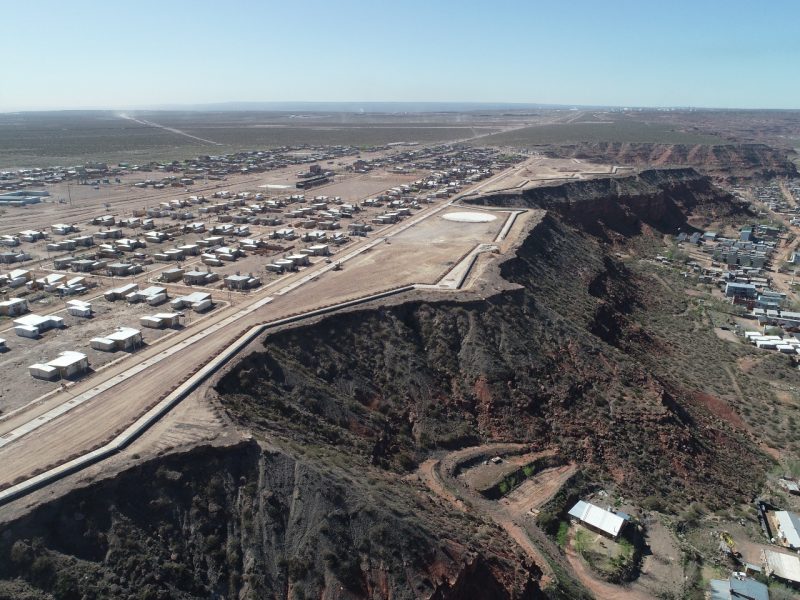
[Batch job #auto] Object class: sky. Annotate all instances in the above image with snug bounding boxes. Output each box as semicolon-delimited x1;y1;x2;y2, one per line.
1;0;798;111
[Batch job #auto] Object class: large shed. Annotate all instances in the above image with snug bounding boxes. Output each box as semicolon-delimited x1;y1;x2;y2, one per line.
775;510;800;549
567;500;627;539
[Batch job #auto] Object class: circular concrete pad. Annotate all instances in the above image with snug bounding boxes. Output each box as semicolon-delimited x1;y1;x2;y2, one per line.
442;211;497;223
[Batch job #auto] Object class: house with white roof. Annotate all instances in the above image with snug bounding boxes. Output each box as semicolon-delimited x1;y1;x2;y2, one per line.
13;314;65;338
567;500;628;540
29;351;88;380
762;548;800;585
90;327;143;352
0;297;28;317
774;510;800;550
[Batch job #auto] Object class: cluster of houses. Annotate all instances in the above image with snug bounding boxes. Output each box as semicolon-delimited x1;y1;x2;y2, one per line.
0;145;362;194
0;249;31;264
0;189;50;206
0;266;219;381
347;144;518;188
746;182;800;225
742;331;800;355
1;161;120;190
679;224;779;279
676;225;800;343
754;499;800;590
0;144;522;290
566;496;800;597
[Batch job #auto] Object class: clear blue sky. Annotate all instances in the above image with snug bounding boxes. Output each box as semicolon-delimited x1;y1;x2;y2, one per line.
1;0;798;111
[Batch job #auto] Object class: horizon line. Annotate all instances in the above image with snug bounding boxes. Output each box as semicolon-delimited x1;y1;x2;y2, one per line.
2;100;800;114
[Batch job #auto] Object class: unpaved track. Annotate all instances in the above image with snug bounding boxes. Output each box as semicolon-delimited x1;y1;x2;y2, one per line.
565;529;653;600
118;114;223;146
418;444;656;599
501;464;577;512
417;444;557;587
0;166;532;491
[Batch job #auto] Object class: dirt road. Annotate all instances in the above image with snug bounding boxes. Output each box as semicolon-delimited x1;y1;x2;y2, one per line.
417;443;664;599
564;529;654;600
0;169;531;491
417;444;558;587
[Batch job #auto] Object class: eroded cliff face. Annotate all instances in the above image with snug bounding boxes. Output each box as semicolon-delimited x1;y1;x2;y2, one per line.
464;168;748;239
541;143;798;181
0;442;542;600
218;171;767;509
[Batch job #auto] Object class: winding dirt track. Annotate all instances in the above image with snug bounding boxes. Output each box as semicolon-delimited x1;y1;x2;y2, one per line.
417;444;556;587
418;445;656;599
564;529;653;600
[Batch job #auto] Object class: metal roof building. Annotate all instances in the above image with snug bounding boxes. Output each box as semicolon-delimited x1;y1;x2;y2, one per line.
709;574;769;600
567;500;626;539
775;510;800;549
763;548;800;584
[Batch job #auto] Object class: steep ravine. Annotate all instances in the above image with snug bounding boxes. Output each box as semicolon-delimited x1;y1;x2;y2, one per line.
218;200;765;509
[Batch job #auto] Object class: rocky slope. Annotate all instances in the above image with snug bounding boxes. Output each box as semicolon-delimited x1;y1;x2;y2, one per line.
465;168;752;238
218;172;764;510
0;168;770;599
0;442;542;600
542;142;797;181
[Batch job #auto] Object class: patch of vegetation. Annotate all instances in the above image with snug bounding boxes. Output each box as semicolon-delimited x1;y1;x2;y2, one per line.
572;525;642;584
556;521;570;548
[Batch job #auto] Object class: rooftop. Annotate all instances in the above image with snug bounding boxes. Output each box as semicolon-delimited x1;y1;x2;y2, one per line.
764;549;800;583
47;351;88;368
567;500;626;538
775;510;800;548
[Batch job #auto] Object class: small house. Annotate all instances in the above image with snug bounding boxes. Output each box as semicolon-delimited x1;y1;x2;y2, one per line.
66;299;92;318
140;312;182;329
224;274;261;290
171;292;213;312
567;500;627;540
29;351;88;380
160;268;185;283
183;270;218;286
90;327;143;352
0;297;28;317
13;314;64;337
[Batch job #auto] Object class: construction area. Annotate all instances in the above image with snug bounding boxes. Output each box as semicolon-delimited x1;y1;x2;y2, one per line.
0;145;627;507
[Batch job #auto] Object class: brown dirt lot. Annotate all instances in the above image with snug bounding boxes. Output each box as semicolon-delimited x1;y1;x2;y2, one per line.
0;176;517;491
500;464;578;512
0;298;199;412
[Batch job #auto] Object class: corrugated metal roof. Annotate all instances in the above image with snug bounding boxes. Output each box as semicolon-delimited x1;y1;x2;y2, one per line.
709;579;730;600
567;500;625;538
776;511;800;549
729;576;768;600
765;549;800;583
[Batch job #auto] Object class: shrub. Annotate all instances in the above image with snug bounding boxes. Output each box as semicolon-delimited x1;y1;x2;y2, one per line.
556;521;570;548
